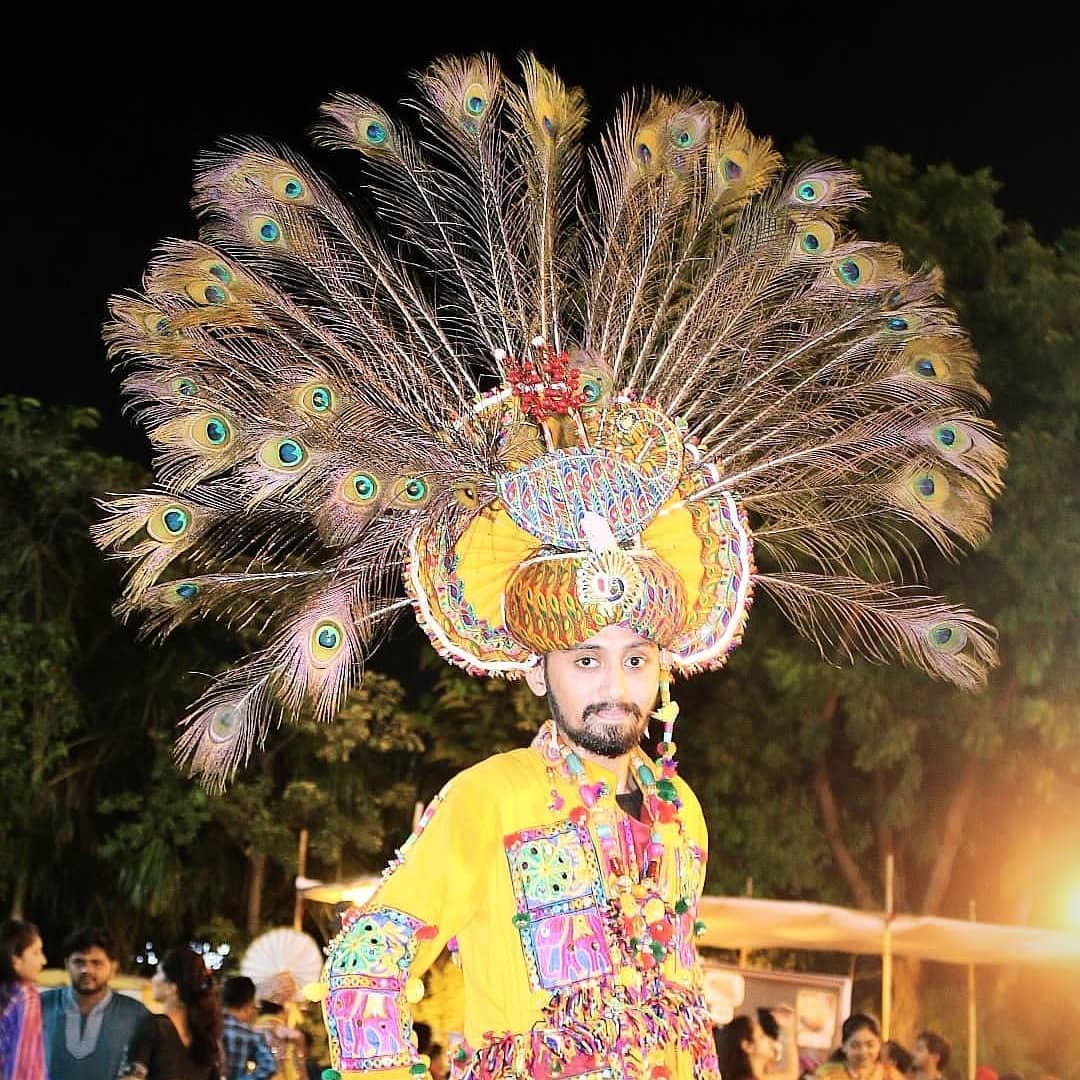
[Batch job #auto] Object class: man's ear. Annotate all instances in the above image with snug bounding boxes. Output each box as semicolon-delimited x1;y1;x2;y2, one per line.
524;659;548;698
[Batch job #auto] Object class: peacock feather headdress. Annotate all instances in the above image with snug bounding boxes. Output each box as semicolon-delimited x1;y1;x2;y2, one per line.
93;53;1004;788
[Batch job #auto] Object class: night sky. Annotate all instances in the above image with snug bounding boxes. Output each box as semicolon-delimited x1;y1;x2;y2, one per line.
7;11;1077;456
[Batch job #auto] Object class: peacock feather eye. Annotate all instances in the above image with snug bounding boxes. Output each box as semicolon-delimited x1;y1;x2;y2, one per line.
796;179;828;203
834;253;876;287
926;621;968;654
258;436;308;471
914;359;938;377
542;115;556;136
636;142;653;167
205;417;229;445
580;377;603;404
163;508;189;534
722;156;744;182
175;582;199;600
888;316;910;331
311;386;332;412
933;423;973;453
203;284;226;306
914;474;936;498
208;704;241;743
838;259;862;284
208;263;233;284
364;120;388;145
155;316;171;336
277;439;305;467
403;477;428;502
310;619;345;665
146;502;196;543
793;222;835;258
258;218;281;244
464;83;489;117
283;178;304;199
672;127;693;149
351;472;379;502
173;378;198;397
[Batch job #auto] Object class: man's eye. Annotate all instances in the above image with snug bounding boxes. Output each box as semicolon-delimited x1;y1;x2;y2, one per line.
576;657;597;668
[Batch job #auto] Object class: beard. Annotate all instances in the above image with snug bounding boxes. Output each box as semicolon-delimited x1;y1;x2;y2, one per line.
550;694;651;758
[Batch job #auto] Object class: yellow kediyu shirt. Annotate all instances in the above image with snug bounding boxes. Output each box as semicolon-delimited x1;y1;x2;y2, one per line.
320;724;719;1080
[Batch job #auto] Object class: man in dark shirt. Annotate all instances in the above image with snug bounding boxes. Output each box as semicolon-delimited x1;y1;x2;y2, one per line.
40;928;149;1080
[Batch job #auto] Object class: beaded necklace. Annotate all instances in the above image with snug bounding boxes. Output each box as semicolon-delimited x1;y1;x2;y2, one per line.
532;675;690;971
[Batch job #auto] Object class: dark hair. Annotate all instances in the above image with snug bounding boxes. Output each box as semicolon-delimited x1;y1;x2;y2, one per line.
63;927;118;962
717;1015;756;1080
414;1021;433;1055
883;1040;913;1073
757;1007;780;1040
842;1013;882;1044
0;919;40;982
917;1031;950;1071
161;947;222;1068
222;975;257;1009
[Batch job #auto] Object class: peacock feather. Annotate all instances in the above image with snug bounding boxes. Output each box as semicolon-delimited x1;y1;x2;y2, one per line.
94;52;1004;788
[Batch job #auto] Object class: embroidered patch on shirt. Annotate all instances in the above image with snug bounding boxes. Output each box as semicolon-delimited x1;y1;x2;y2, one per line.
505;821;614;991
324;905;422;1071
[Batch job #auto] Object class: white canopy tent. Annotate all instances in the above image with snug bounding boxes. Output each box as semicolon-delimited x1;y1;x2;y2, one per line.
695;895;1080;968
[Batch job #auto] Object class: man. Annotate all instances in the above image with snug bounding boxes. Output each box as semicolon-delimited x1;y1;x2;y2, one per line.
912;1031;951;1080
222;975;277;1080
321;621;716;1079
40;928;148;1080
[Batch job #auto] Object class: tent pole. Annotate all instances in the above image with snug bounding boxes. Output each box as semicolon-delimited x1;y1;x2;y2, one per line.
968;899;977;1080
292;828;309;932
882;853;894;1040
738;877;754;969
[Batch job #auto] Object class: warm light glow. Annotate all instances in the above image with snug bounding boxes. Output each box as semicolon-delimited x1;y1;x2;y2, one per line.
1066;882;1080;929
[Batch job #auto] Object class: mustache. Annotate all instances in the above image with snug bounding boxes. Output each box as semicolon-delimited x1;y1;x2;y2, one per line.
582;700;643;722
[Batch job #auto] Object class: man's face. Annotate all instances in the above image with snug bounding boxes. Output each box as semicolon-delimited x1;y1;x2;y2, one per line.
525;624;661;758
66;947;114;996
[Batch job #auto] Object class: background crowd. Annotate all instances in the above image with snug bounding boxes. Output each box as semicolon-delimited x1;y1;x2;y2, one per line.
5;916;1054;1080
0;918;325;1080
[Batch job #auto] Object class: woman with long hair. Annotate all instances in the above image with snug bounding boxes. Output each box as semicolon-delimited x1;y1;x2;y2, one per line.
717;1014;777;1080
816;1014;904;1080
145;945;223;1079
0;918;48;1080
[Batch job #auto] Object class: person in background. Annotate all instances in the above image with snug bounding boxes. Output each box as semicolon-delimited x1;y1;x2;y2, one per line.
41;927;150;1080
144;945;223;1080
718;1014;779;1080
221;975;276;1080
881;1040;913;1074
0;918;48;1080
759;1005;799;1080
254;988;307;1080
815;1014;904;1080
911;1032;950;1080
